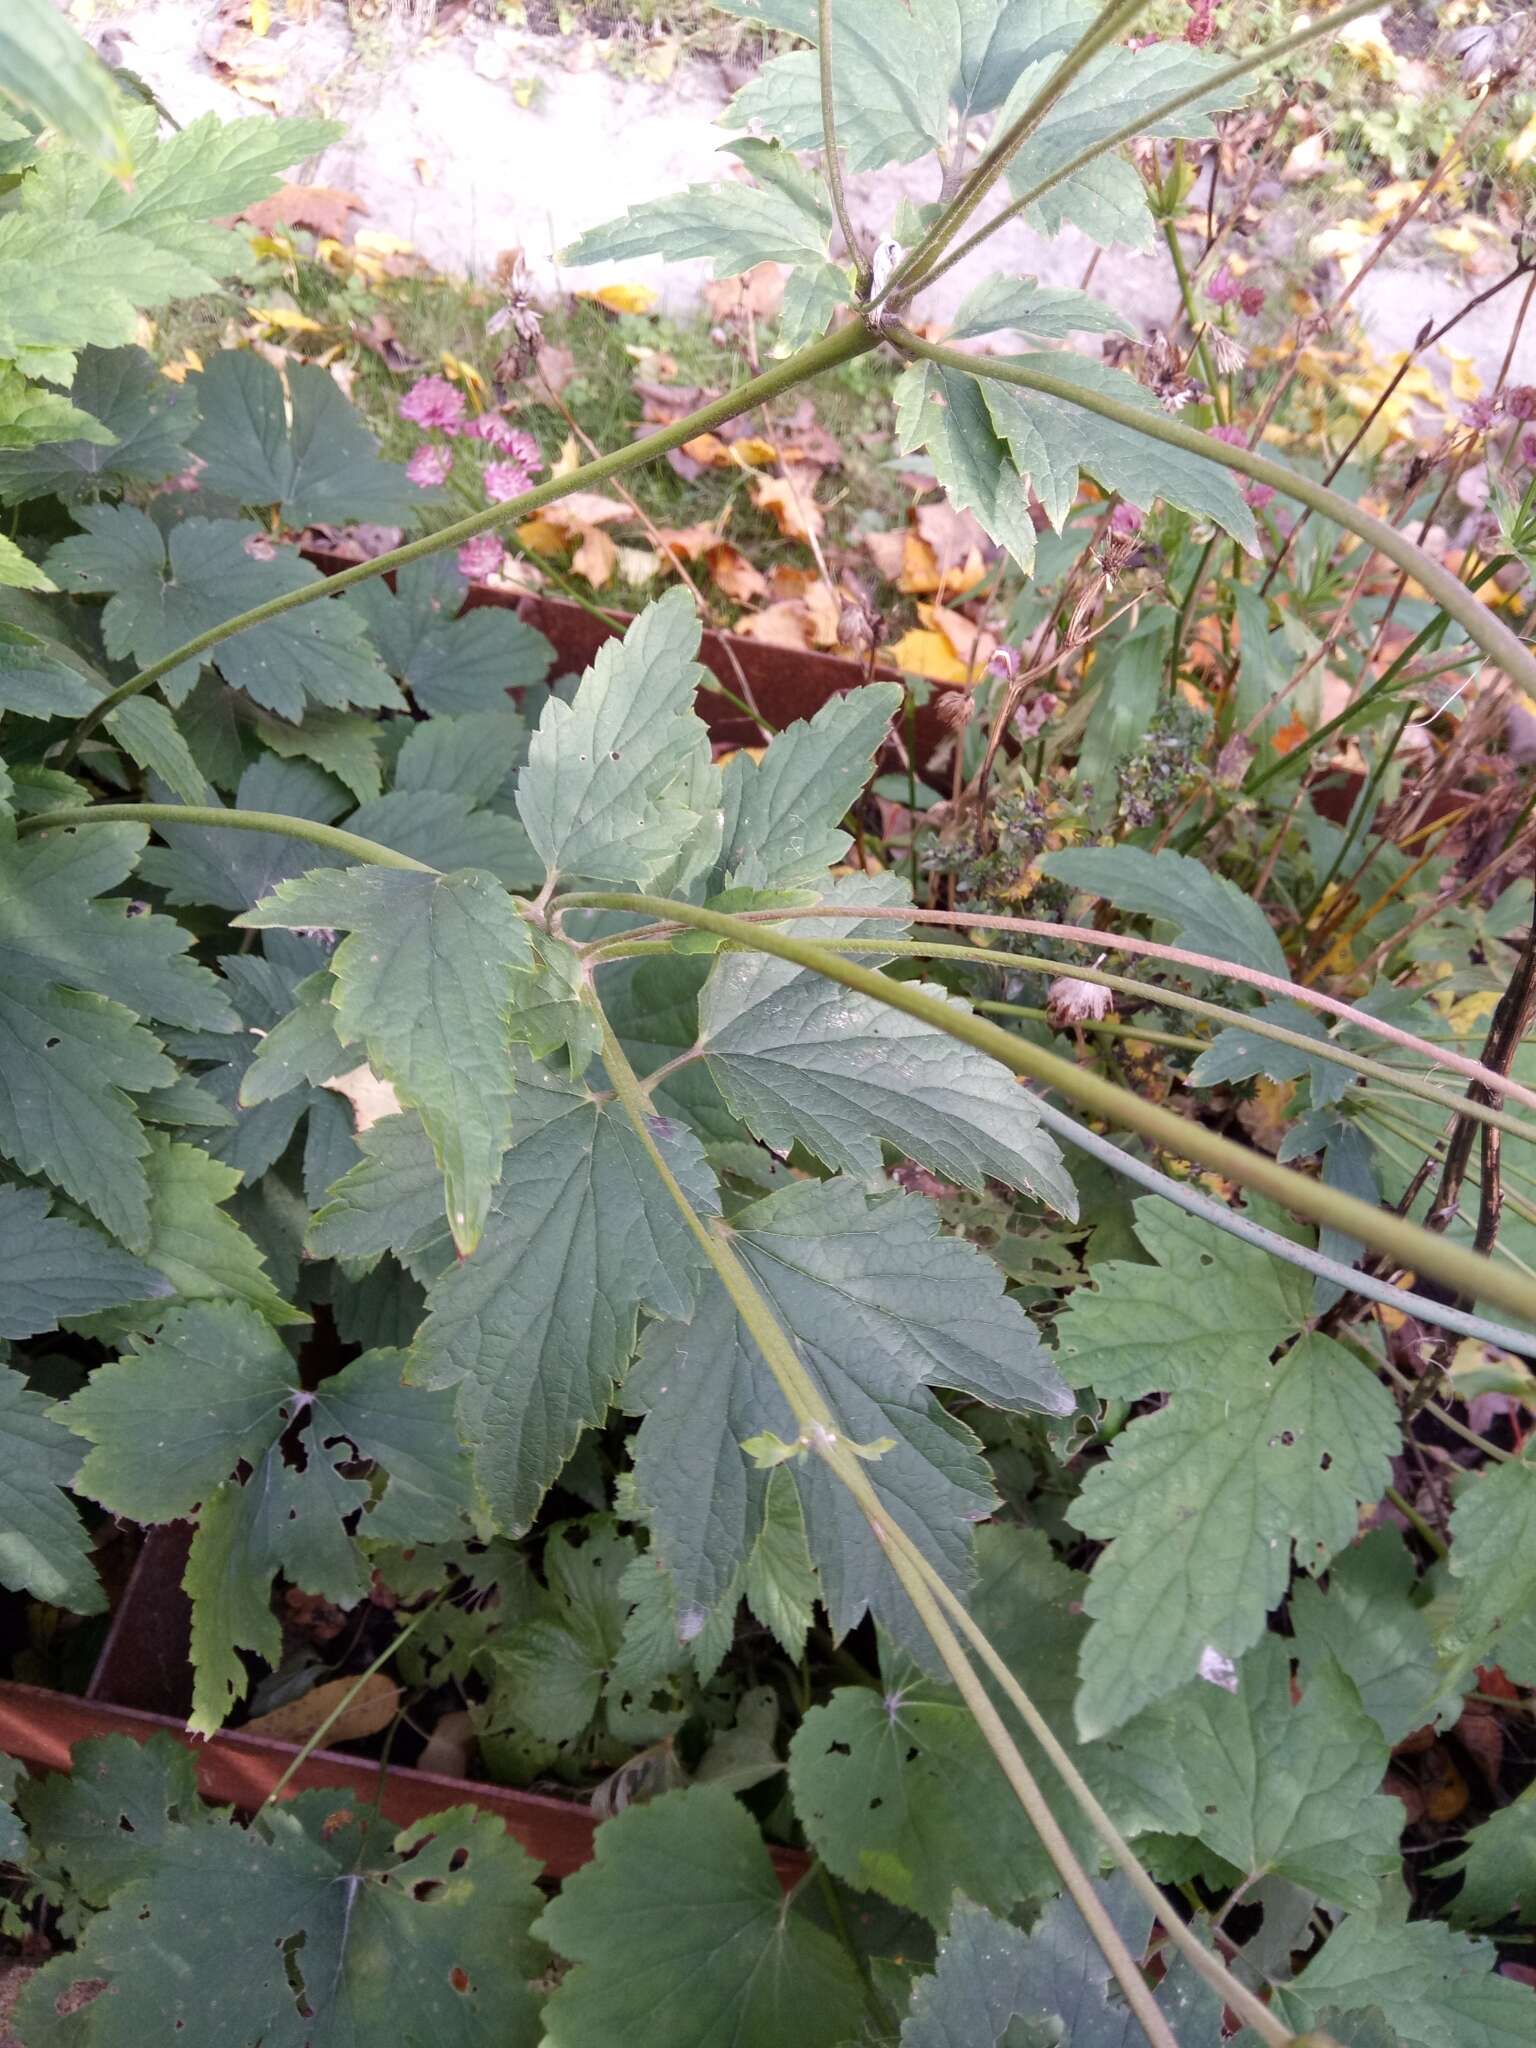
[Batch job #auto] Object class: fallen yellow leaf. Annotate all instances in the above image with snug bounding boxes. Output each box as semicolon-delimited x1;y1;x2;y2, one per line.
883;626;976;684
247;306;327;334
580;282;659;316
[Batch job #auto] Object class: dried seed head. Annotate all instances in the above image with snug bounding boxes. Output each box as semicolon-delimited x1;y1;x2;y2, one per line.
1046;975;1115;1029
933;687;977;732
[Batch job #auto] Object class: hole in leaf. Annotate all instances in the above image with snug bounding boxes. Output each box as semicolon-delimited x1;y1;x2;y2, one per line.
450;1966;470;1994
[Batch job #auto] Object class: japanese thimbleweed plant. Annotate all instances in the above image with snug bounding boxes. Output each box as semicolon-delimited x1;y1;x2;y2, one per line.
3;0;1536;2042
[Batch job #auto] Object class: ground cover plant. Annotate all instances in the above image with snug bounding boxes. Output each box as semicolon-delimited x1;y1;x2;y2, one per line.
3;0;1536;2041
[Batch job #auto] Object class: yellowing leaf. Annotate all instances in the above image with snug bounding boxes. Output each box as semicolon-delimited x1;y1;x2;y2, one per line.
883;626;975;684
1509;107;1536;172
439;351;489;407
750;466;824;544
580;283;659;316
243;1672;401;1747
572;525;618;588
517;516;568;555
1338;16;1398;78
247;306;328;334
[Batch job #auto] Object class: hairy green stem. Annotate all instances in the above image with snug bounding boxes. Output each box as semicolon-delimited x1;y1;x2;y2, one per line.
882;0;1151;307
595;925;1536;1148
562;890;1536;1324
584;900;1536;1112
591;997;1197;2048
55;321;876;762
903;0;1384;302
816;0;866;289
1036;1096;1536;1359
891;331;1536;706
974;998;1206;1051
13;802;437;871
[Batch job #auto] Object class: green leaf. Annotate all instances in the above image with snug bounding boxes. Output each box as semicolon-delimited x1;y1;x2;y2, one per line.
349;555;553;716
1441;1788;1536;1929
239;864;533;1255
1291;1528;1446;1746
507;928;602;1078
0;0;135;176
0;1184;164;1340
0;1361;105;1612
311;1346;477;1547
0;362;115;452
411;1078;715;1530
719;0;950;173
61;1299;299;1523
188;349;417;525
1175;1637;1400;1908
1039;843;1288;978
895;359;1042;570
393;705;526;807
977;356;1256;548
0;531;53;590
0;618;100;717
537;1783;865;2048
17;1795;547;2046
16;1733;205;1907
490;1516;648;1743
948;274;1135;344
346;787;540;891
138;755;349;913
0;345;198;503
105;691;211;807
306;1110;453;1281
698;887;1075;1210
1001;42;1233;250
630;1179;1071;1651
0;820;234;1030
778;260;852;350
1066;1329;1399;1736
1054;1199;1308;1400
714;684;901;888
181;1472;283;1732
75;1134;303;1329
566;172;829;276
788;1525;1193;1925
0;981;172;1245
255;706;383;806
1281;1914;1536;2048
516;589;713;890
1444;1457;1536;1686
46;508;399;718
743;1464;818;1658
900;1885;1172;2048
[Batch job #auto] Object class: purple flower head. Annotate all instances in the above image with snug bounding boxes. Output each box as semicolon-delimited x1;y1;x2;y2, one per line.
1505;386;1536;423
1522;431;1536;470
399;375;466;430
1463;395;1501;434
1238;283;1266;318
457;532;505;580
1243;480;1276;511
464;417;545;470
987;644;1023;684
406;443;453;489
483;457;535;503
1109;502;1144;536
1209;424;1246;447
1207;264;1239;307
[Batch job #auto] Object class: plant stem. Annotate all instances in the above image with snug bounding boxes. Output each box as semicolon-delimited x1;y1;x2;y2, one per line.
974;998;1206;1052
1385;1483;1450;1560
889;332;1536;706
816;0;866;290
882;0;1152;308
56;321;877;763
903;0;1384;303
591;997;1200;2048
585;900;1536;1112
755;935;1536;1149
562;890;1536;1324
1035;1096;1536;1360
13;803;437;871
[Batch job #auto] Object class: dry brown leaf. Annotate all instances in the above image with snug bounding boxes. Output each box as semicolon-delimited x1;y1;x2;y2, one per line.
244;1673;400;1747
539;492;630;531
863;529;908;582
535;343;576;397
751;464;824;544
802;578;842;647
241;184;366;242
915;499;988;573
704;263;786;324
323;1064;403;1132
572;524;618;588
653;520;722;564
708;542;768;603
738;601;814;649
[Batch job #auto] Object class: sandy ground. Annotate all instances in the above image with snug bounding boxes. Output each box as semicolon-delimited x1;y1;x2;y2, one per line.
72;1;1536;387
